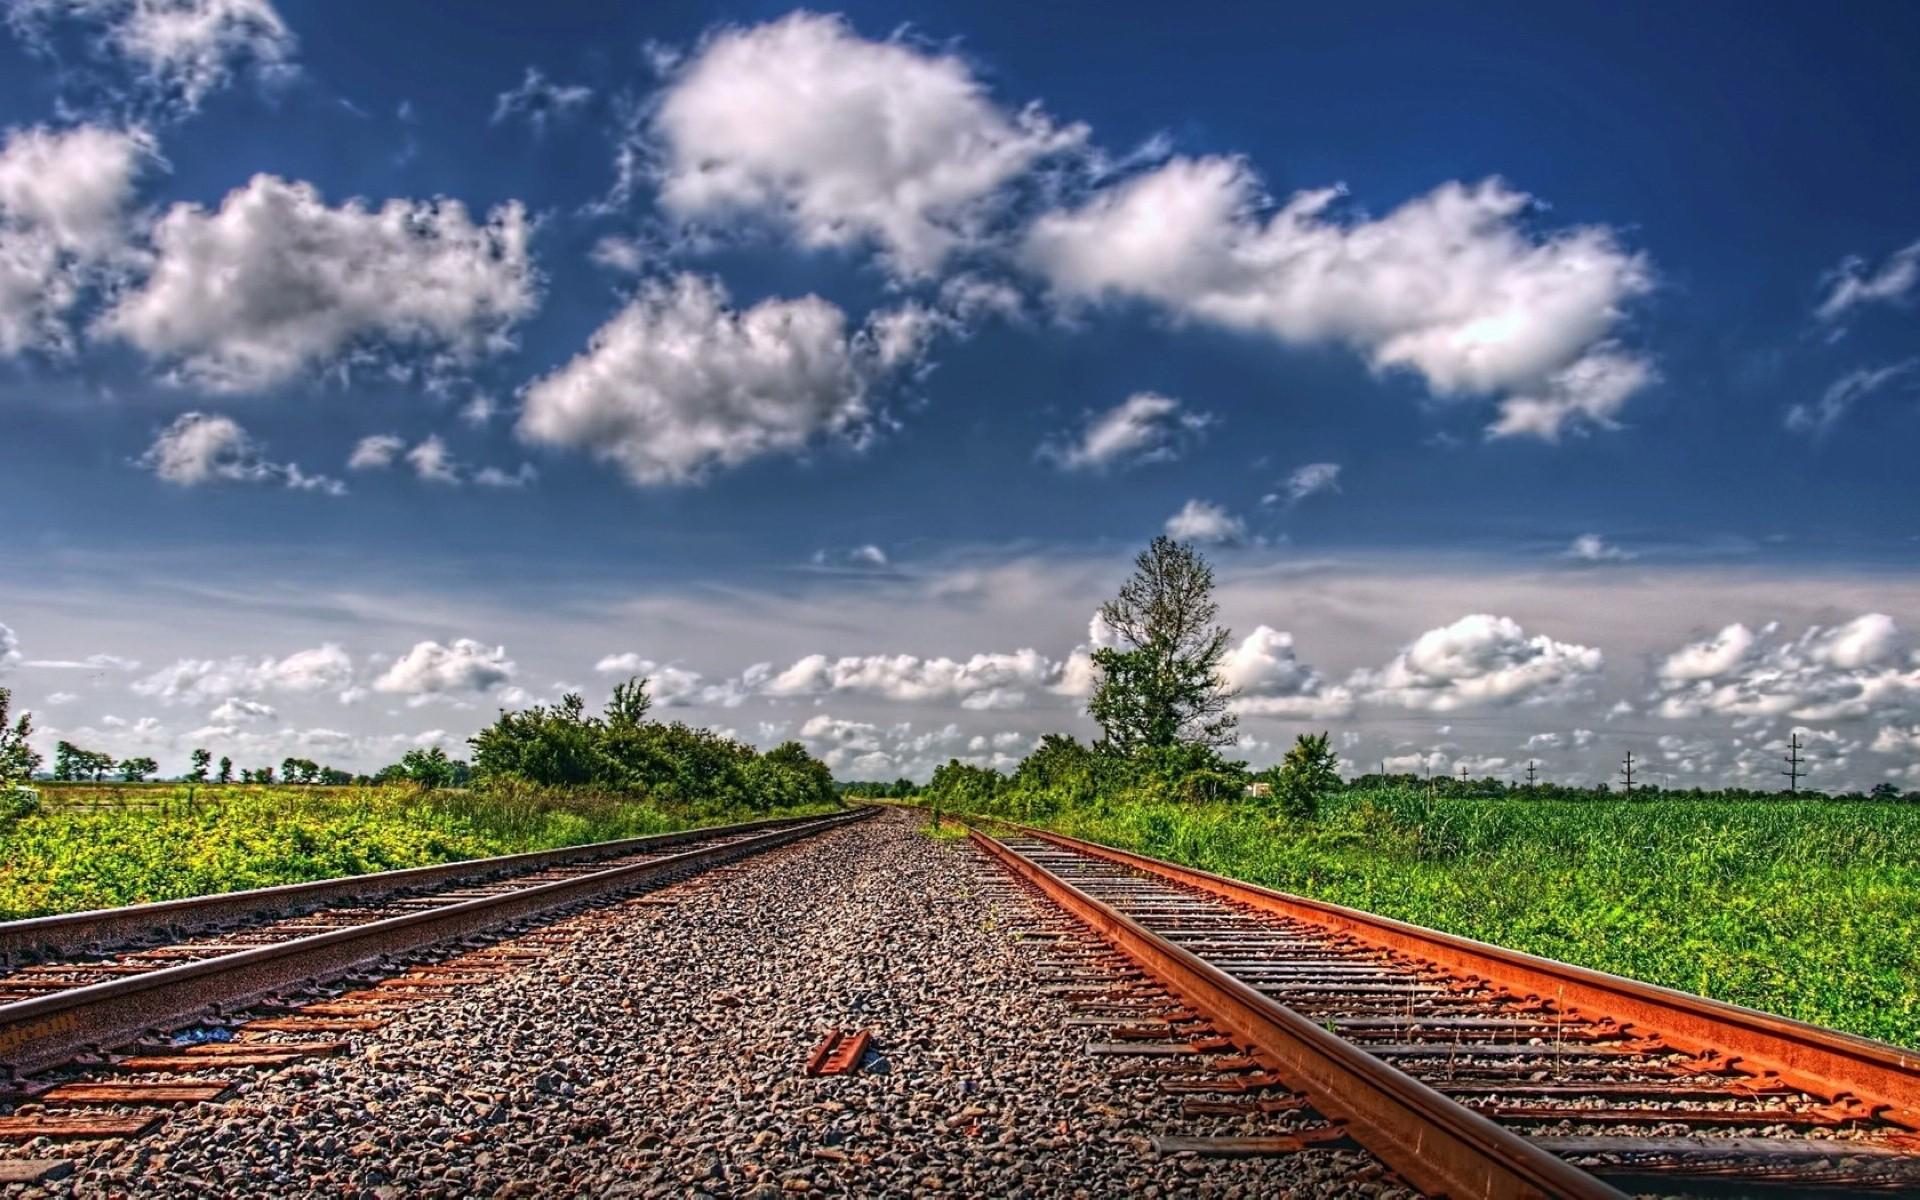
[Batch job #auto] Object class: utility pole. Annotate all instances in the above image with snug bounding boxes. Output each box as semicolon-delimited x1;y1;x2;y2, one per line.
1526;760;1538;789
1620;749;1636;798
1781;732;1806;794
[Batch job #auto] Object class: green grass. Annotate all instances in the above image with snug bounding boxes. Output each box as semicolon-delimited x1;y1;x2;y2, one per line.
1019;788;1920;1049
0;782;842;920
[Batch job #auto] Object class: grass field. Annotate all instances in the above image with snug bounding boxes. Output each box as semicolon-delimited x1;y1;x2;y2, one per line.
0;783;842;920
1003;788;1920;1049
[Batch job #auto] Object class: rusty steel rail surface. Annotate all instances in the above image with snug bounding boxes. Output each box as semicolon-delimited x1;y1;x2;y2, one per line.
972;817;1920;1196
0;811;841;967
970;827;1622;1200
1010;822;1920;1133
0;809;871;1075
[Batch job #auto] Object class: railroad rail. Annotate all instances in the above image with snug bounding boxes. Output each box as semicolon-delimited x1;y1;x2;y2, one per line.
972;820;1920;1197
0;809;870;1074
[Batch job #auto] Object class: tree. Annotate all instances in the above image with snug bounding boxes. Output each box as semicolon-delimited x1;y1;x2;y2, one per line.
57;742;113;782
398;746;461;790
255;765;275;784
606;677;653;727
217;755;233;784
1089;536;1236;755
187;748;212;783
0;689;41;784
119;756;158;782
1270;732;1339;821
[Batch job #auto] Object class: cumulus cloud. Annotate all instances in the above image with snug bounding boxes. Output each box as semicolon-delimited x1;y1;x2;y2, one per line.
0;123;151;355
759;647;1059;710
1023;161;1654;439
134;643;353;703
649;11;1084;276
1564;533;1633;562
346;434;404;471
208;696;274;723
405;435;459;484
1269;461;1340;506
138;411;343;494
1164;498;1245;544
372;639;515;699
591;653;747;708
0;621;18;672
490;66;591;136
10;0;295;110
1221;626;1354;718
1039;391;1211;471
1354;614;1603;711
1817;238;1920;323
518;273;907;485
1785;360;1920;435
97;174;537;391
1654;614;1919;722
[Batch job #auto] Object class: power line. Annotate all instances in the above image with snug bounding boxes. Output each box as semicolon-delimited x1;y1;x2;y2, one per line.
1782;732;1806;794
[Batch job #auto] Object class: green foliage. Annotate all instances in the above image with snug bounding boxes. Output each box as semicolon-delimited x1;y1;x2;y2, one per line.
0;689;40;784
1089;536;1236;753
466;678;837;815
54;740;114;782
0;781;842;920
839;777;919;799
1262;732;1339;820
118;756;158;783
187;748;212;784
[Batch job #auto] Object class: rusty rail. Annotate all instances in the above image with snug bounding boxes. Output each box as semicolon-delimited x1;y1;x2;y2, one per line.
1007;822;1920;1133
0;811;843;967
971;828;1624;1199
0;809;871;1074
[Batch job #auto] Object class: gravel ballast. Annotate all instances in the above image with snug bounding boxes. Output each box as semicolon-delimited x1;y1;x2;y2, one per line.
7;809;1396;1198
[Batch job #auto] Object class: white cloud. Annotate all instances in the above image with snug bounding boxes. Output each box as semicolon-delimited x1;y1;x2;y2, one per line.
1040;391;1211;471
347;434;404;471
0;621;18;672
1271;461;1341;506
1355;614;1603;711
591;653;746;708
1023;161;1653;439
518;273;901;486
138;411;343;494
0;123;151;356
208;696;274;723
1565;533;1633;562
1785;360;1920;435
98;174;537;391
405;435;459;484
23;652;139;671
759;647;1059;710
1221;626;1354;718
472;463;537;488
1165;498;1245;545
372;639;515;698
1872;724;1920;755
10;0;295;110
491;66;591;136
649;12;1084;277
134;643;353;704
589;235;645;273
1654;614;1919;722
1817;238;1920;323
1659;623;1758;682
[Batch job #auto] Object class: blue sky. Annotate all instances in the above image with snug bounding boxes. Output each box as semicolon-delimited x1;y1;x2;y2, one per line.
2;0;1918;787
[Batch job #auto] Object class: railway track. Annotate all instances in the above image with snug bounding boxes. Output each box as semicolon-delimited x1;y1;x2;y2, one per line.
972;821;1920;1198
0;809;870;1077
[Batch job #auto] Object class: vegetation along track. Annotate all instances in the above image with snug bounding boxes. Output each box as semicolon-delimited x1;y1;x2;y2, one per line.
972;820;1920;1197
0;809;871;1076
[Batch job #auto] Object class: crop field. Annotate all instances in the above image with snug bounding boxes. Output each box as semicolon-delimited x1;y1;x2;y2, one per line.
0;783;842;921
1001;788;1920;1050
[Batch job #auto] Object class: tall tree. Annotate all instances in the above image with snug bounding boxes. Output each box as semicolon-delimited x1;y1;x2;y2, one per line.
187;748;212;783
119;756;158;783
217;755;233;784
1088;536;1237;754
0;689;41;784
